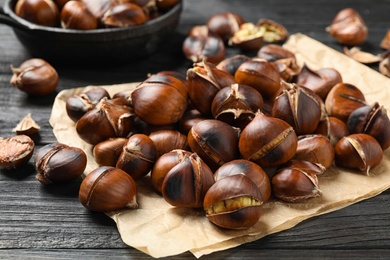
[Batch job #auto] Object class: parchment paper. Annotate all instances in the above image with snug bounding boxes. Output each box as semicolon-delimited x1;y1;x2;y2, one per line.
49;33;390;258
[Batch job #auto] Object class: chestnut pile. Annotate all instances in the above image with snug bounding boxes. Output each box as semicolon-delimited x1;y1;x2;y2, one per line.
59;41;390;229
14;0;179;30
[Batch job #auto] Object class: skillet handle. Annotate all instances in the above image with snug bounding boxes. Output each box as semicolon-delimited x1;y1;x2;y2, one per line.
0;6;26;31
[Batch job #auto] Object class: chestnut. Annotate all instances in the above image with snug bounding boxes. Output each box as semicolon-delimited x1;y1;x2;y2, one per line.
61;0;98;30
314;116;350;146
149;130;190;159
326;8;368;46
102;3;147;27
271;160;323;202
162;153;215;208
293;134;335;169
228;22;264;52
206;12;245;42
187;61;236;116
325;83;367;122
234;58;281;100
15;0;60;27
116;134;156;180
178;109;208;135
187;119;239;172
204;173;263;229
53;0;70;9
0;135;35;169
93;137;128;167
182;34;226;64
216;55;251;76
334;133;383;175
296;64;343;100
256;19;289;43
34;142;87;184
79;166;138;212
66;87;110;123
131;74;188;126
10;58;59;96
150;149;192;194
239;112;298;168
214;159;271;202
76;97;133;145
347;102;390;150
211;83;264;130
272;82;322;135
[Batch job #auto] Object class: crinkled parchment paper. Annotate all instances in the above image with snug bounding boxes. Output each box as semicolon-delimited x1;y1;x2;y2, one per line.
49;33;390;258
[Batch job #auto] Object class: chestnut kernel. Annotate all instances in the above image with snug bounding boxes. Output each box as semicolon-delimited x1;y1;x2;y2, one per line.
34;142;87;184
0;135;35;169
256;18;289;43
79;166;138;212
228;22;264;52
204;174;263;229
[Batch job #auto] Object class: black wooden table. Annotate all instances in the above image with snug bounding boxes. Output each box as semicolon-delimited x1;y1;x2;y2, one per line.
1;0;390;259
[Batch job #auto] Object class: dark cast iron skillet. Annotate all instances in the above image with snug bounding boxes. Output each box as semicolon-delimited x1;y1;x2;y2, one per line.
0;0;182;65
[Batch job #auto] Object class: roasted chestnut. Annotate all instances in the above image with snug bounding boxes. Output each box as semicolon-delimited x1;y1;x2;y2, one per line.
79;166;138;212
178;109;208;135
93;137;128;167
151;149;192;194
256;18;289;43
314;116;350;146
182;33;226;64
116;134;156;180
162;153;215;208
214;159;271;202
271;160;323;202
206;12;245;42
76;97;133;145
102;3;147;27
334;133;383;175
149;130;190;158
211;83;263;130
239;112;298;168
15;0;60;27
187;61;236;115
216;55;251;76
34;142;87;184
61;0;98;30
326;8;368;46
10;58;59;96
228;22;264;52
131;74;188;126
66;87;110;123
187;119;239;171
0;135;35;169
204;173;263;229
347;102;390;150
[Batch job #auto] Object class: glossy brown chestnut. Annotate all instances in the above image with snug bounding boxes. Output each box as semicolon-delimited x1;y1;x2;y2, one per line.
293;134;335;169
10;58;59;96
53;0;70;9
93;137;128;167
234;58;281;100
76;97;133;145
102;3;147;27
131;74;188;126
162;153;215;208
214;159;271;202
34;142;87;184
239;112;298;168
211;83;264;130
116;134;156;180
155;0;179;10
256;18;289;43
61;0;98;30
216;55;251;76
204;173;263;229
188;119;239;171
347;102;390;150
314;116;350;146
325;83;367;122
296;64;343;100
334;133;383;175
66;87;110;123
0;135;35;169
182;34;226;64
79;166;138;212
228;22;264;52
149;130;190;159
178;109;208;135
272;160;323;202
15;0;60;27
272;82;322;135
206;12;245;42
187;61;236;115
326;8;368;46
